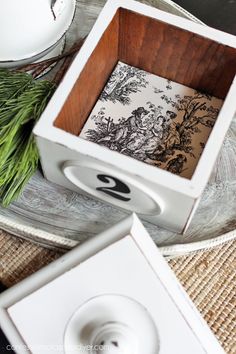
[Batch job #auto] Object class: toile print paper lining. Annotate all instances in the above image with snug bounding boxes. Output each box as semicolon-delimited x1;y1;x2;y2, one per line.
80;62;223;179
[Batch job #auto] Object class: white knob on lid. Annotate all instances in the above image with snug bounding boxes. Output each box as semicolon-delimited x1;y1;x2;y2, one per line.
91;322;138;354
64;294;160;354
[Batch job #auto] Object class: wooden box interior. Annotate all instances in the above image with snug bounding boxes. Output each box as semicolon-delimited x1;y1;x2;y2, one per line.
54;8;236;175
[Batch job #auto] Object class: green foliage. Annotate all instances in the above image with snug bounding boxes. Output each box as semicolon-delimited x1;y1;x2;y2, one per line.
0;70;56;206
0;69;33;107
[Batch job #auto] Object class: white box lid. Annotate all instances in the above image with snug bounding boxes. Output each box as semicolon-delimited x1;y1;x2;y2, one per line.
0;214;224;354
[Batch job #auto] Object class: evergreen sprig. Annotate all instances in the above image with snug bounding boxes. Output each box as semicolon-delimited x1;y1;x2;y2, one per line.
0;77;55;206
0;69;33;107
0;37;84;207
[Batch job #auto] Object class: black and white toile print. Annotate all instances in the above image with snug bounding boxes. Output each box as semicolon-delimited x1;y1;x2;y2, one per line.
80;62;223;179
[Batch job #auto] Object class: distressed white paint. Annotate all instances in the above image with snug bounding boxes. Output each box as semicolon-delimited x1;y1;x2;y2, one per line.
34;0;236;233
0;0;76;65
0;215;224;354
0;0;235;251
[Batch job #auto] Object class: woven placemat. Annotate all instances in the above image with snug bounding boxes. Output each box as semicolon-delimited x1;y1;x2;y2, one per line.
0;230;235;353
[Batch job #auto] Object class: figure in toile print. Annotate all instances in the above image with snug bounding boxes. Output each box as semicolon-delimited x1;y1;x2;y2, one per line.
85;104;185;173
82;62;221;177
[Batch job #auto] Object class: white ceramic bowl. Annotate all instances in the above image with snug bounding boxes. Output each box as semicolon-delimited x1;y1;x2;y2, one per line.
0;0;76;68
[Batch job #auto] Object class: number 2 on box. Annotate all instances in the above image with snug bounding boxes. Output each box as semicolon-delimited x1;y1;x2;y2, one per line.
96;175;131;201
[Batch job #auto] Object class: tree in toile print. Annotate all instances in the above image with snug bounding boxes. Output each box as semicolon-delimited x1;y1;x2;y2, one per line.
148;91;221;165
100;62;149;105
81;62;223;178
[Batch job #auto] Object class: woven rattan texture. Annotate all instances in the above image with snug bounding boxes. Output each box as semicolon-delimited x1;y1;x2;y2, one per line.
0;230;235;353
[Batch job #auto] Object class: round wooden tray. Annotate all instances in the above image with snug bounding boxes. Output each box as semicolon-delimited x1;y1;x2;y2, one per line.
0;0;235;256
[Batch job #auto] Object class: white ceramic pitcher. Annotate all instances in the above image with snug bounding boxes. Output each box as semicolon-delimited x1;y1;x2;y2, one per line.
0;0;76;68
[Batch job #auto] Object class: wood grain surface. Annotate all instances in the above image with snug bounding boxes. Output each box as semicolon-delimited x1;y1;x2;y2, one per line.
119;9;236;99
55;10;120;134
55;3;236;134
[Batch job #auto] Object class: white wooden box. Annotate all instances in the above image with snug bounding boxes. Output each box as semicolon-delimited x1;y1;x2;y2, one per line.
0;215;224;354
33;0;236;233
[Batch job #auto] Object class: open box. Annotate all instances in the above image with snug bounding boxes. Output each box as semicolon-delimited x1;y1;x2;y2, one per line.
34;0;236;233
0;215;224;354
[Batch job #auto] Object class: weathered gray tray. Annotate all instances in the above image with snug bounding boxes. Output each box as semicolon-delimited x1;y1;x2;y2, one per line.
0;0;235;256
